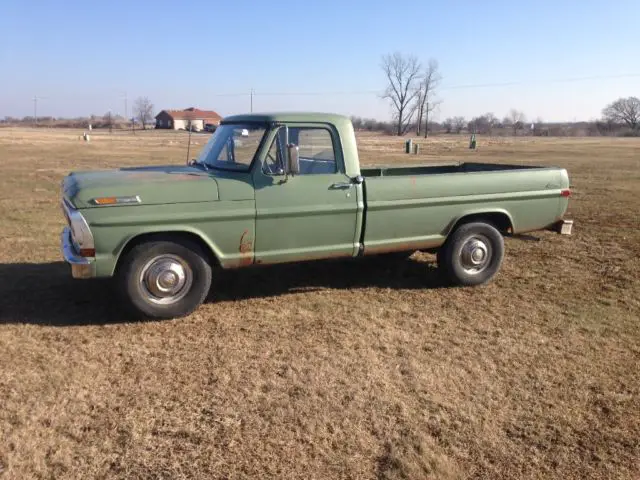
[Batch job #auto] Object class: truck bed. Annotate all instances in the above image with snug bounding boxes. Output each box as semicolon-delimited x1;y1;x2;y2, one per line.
359;161;570;255
360;162;542;177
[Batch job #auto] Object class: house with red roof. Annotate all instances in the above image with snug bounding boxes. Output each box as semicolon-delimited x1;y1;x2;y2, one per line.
155;107;222;131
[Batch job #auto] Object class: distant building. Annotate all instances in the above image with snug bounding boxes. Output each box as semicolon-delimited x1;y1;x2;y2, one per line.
155;107;222;131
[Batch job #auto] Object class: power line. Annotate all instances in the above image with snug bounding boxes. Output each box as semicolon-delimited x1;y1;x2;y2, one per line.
439;73;640;91
256;90;380;96
208;92;254;97
200;73;640;98
25;73;639;119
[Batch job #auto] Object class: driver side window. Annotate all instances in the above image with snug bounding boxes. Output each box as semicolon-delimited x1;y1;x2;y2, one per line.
291;127;337;174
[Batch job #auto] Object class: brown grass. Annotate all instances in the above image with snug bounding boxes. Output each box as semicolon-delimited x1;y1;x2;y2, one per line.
0;128;638;479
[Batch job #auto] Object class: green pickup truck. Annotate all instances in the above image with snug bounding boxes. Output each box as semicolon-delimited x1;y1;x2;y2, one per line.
61;112;572;318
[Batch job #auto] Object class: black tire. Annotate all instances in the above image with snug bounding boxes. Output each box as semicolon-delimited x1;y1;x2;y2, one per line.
116;237;212;319
438;222;504;286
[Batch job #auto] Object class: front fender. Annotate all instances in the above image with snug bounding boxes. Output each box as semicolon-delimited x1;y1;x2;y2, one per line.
82;200;256;277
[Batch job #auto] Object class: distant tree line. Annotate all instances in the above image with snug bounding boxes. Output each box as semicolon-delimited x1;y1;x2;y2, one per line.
0;114;128;129
351;110;639;138
1;89;638;137
0;96;155;131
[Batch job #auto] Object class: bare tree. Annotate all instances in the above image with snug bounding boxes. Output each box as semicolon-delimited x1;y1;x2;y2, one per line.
101;111;116;132
102;111;112;131
442;118;453;134
415;59;442;137
602;97;640;130
381;52;422;136
185;113;194;132
508;109;526;136
134;97;154;130
485;113;498;135
350;116;364;130
452;116;466;134
468;113;499;135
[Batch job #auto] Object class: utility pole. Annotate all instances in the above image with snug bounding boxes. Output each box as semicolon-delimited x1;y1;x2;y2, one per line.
250;88;254;113
33;96;42;127
33;95;48;127
185;113;193;164
119;92;128;129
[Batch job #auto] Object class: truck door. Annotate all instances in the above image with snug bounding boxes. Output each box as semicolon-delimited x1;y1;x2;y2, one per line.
253;124;360;264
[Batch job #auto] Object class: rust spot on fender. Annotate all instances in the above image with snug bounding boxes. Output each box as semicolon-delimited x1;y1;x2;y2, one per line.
234;230;254;267
225;257;253;269
239;230;253;254
224;232;254;269
237;256;253;267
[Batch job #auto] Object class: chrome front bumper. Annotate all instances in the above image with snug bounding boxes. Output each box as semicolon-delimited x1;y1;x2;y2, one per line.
61;227;96;279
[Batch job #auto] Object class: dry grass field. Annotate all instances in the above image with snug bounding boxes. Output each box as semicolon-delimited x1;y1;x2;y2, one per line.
0;127;638;479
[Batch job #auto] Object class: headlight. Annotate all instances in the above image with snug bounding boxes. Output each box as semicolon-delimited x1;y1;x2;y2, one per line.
63;199;95;257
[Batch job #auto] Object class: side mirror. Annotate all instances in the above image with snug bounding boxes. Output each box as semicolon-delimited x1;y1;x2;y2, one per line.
287;144;300;175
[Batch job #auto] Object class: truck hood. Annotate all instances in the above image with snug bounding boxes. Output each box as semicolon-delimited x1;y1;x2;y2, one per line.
63;165;253;208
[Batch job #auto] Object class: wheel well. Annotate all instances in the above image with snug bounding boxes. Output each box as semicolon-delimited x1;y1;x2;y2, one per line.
449;212;513;235
114;231;219;274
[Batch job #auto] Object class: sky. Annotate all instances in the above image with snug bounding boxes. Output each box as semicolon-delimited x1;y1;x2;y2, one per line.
0;0;638;122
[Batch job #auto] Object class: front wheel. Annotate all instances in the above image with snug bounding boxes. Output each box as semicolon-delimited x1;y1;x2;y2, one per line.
438;222;505;286
116;237;212;319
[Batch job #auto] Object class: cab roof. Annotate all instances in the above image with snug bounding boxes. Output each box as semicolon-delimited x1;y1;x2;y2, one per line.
221;112;351;125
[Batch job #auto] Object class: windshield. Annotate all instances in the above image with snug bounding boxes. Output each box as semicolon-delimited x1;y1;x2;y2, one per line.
196;123;267;171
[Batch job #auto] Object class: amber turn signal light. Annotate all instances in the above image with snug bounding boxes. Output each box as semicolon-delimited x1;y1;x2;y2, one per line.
92;197;118;205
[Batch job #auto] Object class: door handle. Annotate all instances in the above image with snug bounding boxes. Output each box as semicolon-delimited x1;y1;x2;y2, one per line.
330;182;353;190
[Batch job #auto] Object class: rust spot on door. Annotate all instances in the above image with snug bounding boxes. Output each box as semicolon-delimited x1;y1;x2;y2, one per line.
363;239;442;256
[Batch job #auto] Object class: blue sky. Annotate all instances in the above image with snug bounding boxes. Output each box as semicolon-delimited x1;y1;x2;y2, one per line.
1;0;638;121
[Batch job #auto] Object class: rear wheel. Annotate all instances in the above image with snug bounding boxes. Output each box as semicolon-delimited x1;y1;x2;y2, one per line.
438;222;504;286
117;237;212;319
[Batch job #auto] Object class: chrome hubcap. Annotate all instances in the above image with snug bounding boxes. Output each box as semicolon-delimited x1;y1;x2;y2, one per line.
140;255;193;304
460;236;491;274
